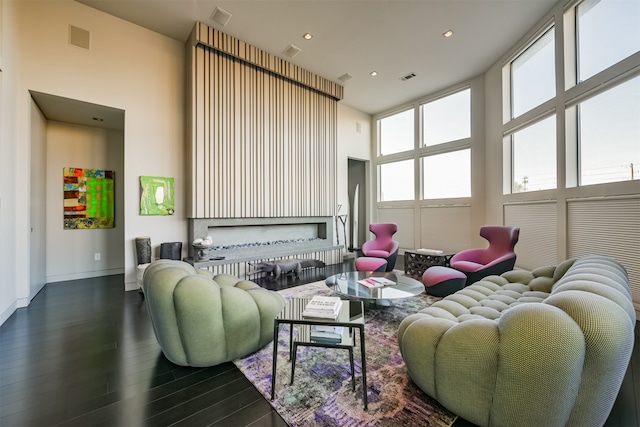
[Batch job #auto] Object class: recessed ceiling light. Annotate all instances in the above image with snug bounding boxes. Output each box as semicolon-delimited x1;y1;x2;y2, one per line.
303;33;313;40
443;30;454;38
370;71;378;76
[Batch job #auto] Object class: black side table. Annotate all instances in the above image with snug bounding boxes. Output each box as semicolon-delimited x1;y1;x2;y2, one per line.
404;250;455;279
271;298;368;409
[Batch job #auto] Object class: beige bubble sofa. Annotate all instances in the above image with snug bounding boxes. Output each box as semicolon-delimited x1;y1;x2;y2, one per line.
398;255;635;427
143;260;285;367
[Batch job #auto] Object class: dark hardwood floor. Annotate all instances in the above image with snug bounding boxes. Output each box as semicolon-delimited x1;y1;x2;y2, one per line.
1;257;638;427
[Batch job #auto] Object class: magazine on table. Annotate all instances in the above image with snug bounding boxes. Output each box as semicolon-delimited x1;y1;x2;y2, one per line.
358;276;396;288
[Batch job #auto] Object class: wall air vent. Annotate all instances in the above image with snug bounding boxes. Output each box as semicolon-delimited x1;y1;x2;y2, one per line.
400;72;417;81
69;25;90;50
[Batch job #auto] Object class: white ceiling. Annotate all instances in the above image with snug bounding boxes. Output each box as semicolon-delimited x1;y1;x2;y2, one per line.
30;91;125;131
77;0;557;115
78;0;557;114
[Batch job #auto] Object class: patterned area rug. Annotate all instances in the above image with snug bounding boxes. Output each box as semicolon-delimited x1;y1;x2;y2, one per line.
233;281;458;427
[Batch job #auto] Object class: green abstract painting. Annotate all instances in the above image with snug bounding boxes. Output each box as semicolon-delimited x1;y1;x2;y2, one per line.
140;176;175;216
63;167;115;229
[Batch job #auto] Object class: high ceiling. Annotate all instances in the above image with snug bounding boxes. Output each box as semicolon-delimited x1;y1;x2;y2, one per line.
77;0;557;115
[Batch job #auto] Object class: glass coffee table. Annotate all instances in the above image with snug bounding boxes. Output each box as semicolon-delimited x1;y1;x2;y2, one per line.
325;271;424;302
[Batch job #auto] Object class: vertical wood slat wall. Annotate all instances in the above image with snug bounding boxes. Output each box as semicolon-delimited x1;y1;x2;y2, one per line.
187;23;341;220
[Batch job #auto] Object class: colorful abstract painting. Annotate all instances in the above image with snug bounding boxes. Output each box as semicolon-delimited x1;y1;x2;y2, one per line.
140;176;175;216
63;167;115;229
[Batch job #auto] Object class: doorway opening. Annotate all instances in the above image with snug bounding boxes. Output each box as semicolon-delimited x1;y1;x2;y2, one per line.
347;158;367;254
29;91;125;292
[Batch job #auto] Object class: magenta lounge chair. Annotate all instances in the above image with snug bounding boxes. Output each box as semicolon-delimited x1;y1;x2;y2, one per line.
361;223;400;272
450;225;520;285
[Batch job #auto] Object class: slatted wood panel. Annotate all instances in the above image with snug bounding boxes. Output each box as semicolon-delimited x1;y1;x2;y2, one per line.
504;201;557;269
193;22;343;101
567;196;640;311
189;42;337;219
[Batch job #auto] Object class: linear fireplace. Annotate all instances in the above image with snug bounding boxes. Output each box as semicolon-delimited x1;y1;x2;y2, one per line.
187;217;342;275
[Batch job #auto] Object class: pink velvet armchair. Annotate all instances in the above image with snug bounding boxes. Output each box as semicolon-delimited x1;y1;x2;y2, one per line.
361;223;400;271
450;225;520;285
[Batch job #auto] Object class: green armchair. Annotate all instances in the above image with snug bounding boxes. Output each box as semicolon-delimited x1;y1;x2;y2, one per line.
143;260;285;367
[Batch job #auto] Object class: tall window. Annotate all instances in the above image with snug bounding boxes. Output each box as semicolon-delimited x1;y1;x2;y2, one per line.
422;88;470;146
511;116;557;193
379;109;414;155
423;149;471;198
505;0;639;194
377;87;472;202
578;76;640;186
577;0;640;82
511;28;556;118
379;160;414;202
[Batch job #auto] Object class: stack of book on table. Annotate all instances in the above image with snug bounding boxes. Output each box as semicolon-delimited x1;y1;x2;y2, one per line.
302;295;342;320
310;325;344;345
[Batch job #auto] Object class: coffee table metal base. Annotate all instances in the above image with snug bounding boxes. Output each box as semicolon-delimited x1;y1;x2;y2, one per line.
291;341;356;391
270;299;367;410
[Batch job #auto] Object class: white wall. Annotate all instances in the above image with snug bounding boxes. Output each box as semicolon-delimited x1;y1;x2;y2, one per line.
29;100;47;298
45;122;125;282
1;0;186;324
0;0;20;324
336;103;372;247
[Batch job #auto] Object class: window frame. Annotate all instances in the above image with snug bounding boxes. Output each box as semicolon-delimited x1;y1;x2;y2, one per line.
420;87;471;148
508;114;558;194
377;107;416;157
503;0;640;196
509;26;557;120
377;158;416;202
374;85;474;205
421;148;472;199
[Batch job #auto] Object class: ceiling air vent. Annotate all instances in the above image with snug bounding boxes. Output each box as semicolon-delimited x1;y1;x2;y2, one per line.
338;73;353;83
283;44;302;58
400;72;417;81
211;7;232;26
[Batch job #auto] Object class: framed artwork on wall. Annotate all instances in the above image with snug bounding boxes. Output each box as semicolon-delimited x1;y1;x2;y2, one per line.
140;176;175;216
63;167;115;229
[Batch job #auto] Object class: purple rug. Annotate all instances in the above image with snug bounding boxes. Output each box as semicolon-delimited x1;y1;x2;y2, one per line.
233;281;457;426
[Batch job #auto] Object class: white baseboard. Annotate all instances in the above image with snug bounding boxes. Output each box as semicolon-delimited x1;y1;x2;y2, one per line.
0;301;18;327
125;281;140;292
46;267;125;283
